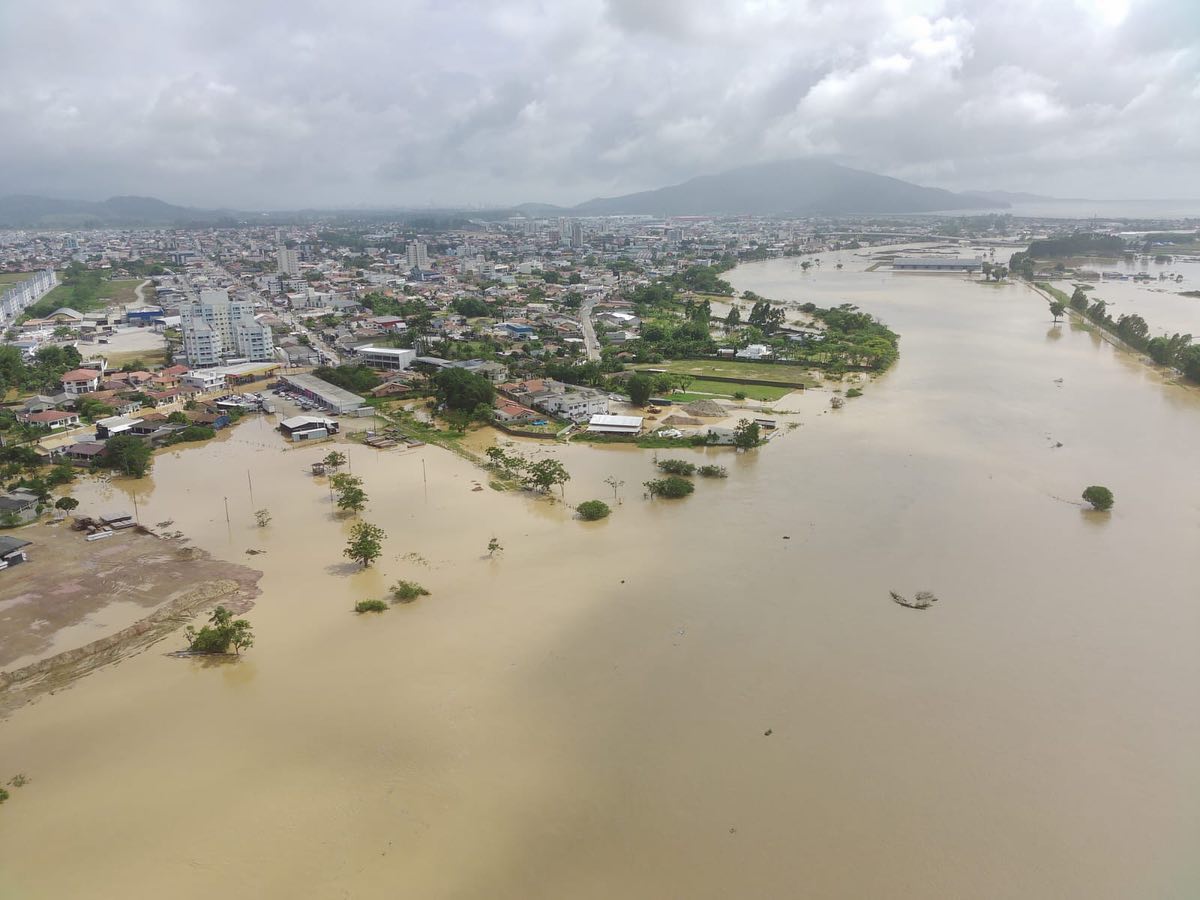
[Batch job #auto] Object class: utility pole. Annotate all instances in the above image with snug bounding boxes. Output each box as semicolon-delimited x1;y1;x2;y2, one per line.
224;496;230;524
247;470;255;509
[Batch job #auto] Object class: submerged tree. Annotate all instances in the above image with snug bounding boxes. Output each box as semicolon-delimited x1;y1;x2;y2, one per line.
1082;485;1114;511
1049;300;1066;323
184;606;255;654
344;521;386;567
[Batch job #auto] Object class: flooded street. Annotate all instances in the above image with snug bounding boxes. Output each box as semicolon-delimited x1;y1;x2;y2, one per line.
2;253;1199;899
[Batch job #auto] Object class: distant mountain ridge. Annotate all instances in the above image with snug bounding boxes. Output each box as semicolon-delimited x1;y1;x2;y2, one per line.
0;194;233;228
569;159;1005;216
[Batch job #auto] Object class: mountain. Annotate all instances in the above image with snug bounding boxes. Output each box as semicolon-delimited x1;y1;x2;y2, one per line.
571;159;1004;217
0;194;235;227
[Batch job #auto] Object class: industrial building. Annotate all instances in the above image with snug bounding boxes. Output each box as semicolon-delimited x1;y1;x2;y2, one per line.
891;257;983;272
279;373;365;414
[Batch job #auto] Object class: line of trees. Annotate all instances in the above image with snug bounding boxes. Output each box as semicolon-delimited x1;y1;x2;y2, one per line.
1061;284;1200;380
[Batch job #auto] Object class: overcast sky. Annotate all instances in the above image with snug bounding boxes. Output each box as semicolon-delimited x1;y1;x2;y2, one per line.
0;0;1196;209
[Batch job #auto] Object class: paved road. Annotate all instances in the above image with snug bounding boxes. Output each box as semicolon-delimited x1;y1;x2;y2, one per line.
579;297;600;361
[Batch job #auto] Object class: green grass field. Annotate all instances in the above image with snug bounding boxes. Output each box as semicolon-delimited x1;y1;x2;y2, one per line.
0;272;37;287
669;379;793;402
34;278;142;313
639;359;817;387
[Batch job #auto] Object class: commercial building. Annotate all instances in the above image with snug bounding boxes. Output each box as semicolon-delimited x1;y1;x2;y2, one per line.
278;415;339;441
279;373;365;414
356;346;416;371
180;289;275;367
892;257;983;272
182;370;229;392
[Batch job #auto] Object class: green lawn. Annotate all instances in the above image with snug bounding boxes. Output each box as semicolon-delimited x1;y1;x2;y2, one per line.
638;359;817;386
669;379;793;402
34;277;142;314
0;272;37;287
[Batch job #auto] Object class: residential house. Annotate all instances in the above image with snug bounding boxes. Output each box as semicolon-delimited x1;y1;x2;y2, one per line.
95;415;143;440
0;490;41;525
18;410;81;430
61;368;102;396
63;441;107;465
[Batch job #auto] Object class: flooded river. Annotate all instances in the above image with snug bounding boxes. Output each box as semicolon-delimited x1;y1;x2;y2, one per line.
2;251;1199;898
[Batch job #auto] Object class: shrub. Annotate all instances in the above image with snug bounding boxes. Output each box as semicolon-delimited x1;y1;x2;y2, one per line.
1082;485;1114;511
0;787;8;804
846;387;863;398
657;458;696;476
355;599;389;613
645;475;695;499
697;465;727;478
733;391;747;400
391;580;431;603
577;499;611;521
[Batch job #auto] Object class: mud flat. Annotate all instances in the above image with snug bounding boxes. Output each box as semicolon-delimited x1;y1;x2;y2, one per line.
0;521;261;717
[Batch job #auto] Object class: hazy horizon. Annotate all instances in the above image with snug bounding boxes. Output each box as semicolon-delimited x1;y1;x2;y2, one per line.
1;0;1197;209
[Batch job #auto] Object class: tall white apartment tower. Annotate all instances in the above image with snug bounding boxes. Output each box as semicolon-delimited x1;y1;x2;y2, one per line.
277;247;300;276
406;241;429;270
181;289;274;367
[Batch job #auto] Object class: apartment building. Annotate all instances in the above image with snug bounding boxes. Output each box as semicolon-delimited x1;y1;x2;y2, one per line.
180;289;274;367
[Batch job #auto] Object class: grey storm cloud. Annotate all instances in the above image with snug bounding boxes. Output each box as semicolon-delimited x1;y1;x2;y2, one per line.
0;0;1196;208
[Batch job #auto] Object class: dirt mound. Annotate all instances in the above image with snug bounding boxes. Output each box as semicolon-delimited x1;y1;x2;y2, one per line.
661;414;703;427
683;400;727;418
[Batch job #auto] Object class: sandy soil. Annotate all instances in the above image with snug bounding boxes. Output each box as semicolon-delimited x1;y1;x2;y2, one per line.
0;520;262;714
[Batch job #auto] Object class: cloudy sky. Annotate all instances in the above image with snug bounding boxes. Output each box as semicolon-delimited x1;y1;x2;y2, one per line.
0;0;1196;208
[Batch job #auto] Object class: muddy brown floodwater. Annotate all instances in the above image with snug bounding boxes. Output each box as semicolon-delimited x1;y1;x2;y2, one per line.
2;249;1199;899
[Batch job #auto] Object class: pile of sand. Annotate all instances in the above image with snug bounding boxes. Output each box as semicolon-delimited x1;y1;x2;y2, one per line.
683;400;727;418
661;414;703;427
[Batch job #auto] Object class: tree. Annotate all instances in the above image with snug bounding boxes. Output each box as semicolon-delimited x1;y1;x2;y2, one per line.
323;450;347;471
627;373;654;406
255;509;272;527
733;419;761;450
524;458;570;494
344;521;386;567
1069;286;1089;311
645;475;695;499
336;485;367;513
1082;485;1114;511
184;606;255;655
487;536;502;557
166;410;189;425
577;500;611;521
604;476;625;502
1049;301;1066;323
724;306;741;330
55;496;79;512
100;434;152;477
434;367;495;412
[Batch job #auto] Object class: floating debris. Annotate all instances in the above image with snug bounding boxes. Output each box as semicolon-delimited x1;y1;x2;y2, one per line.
890;590;939;610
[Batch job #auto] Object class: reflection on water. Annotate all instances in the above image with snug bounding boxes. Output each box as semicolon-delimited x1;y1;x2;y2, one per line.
1;248;1199;899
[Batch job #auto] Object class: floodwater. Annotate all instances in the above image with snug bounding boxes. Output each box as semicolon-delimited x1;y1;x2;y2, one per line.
1048;254;1200;339
2;252;1200;899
